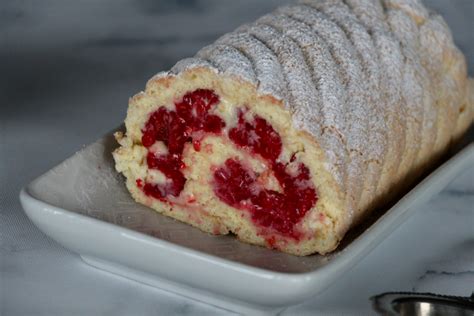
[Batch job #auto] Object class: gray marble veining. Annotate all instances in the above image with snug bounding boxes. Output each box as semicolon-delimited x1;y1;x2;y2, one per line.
1;1;473;315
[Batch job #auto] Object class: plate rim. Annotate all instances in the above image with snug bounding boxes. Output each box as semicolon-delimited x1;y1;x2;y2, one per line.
19;132;474;281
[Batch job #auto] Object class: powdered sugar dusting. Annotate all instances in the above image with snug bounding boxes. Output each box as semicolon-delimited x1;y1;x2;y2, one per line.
256;11;347;187
290;3;370;212
243;23;321;125
344;0;386;31
152;0;465;226
419;14;454;77
196;44;258;86
300;0;387;211
384;0;429;25
387;9;438;169
170;57;217;75
216;31;289;103
345;0;406;196
385;8;427;173
418;13;462;152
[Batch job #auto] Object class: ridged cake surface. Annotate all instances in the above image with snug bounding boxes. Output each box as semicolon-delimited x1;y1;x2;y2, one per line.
114;0;473;255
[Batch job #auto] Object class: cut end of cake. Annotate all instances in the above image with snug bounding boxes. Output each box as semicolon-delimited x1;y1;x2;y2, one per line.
113;66;348;256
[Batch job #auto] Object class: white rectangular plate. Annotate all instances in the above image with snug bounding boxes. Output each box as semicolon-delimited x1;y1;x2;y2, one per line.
20;127;474;315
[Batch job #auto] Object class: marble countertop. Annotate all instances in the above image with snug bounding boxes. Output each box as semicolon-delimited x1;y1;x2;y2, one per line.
1;0;473;315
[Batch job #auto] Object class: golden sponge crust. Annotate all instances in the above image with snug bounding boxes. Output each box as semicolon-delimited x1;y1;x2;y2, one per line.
114;0;473;256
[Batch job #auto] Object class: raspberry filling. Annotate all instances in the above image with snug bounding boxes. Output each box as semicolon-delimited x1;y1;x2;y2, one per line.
139;89;317;239
140;89;224;200
228;110;282;161
214;110;317;238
